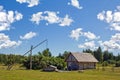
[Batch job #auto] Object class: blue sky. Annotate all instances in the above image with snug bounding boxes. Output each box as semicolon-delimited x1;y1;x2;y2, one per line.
0;0;120;56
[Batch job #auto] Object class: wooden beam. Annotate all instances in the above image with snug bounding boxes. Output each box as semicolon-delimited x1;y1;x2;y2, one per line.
30;45;33;70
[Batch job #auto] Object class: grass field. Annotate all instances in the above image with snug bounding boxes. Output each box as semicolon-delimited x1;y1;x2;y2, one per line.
0;65;120;80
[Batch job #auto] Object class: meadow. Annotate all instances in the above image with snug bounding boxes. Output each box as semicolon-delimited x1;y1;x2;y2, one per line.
0;65;120;80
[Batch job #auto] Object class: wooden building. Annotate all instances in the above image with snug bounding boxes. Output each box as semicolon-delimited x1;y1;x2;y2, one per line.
65;52;98;70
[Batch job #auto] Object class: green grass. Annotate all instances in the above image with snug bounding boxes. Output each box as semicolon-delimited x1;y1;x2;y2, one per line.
0;65;120;80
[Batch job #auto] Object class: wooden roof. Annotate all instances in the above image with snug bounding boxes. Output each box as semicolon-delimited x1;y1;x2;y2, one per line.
66;52;98;62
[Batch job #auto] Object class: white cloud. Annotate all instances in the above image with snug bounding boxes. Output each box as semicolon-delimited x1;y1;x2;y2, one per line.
0;6;3;11
0;33;21;49
0;6;23;31
99;40;120;50
113;12;120;22
97;11;113;23
8;11;14;23
78;41;96;49
110;23;120;31
97;11;105;21
84;31;100;40
70;28;100;50
30;11;73;27
97;7;120;31
99;33;120;50
15;11;23;20
0;40;21;49
117;6;120;11
70;28;99;40
59;15;73;26
0;33;9;42
16;0;39;7
30;12;43;25
44;11;60;24
111;33;120;42
68;0;82;9
106;11;113;23
70;28;83;40
20;32;37;40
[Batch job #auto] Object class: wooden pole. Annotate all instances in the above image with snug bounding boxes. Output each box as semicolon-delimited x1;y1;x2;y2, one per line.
30;45;33;70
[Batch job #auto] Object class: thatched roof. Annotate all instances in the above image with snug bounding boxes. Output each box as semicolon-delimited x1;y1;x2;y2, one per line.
68;52;98;62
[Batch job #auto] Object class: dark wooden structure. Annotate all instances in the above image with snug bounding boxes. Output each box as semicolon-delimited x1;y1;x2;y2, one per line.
65;52;98;70
43;65;58;72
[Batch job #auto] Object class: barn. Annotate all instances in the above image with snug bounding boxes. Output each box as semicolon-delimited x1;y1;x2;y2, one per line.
65;52;98;70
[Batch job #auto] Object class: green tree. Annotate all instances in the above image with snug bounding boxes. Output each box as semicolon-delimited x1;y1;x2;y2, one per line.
0;54;5;64
4;54;16;70
116;53;120;61
108;52;114;60
115;61;120;67
22;49;67;70
42;48;51;57
103;50;109;61
83;49;93;53
62;51;70;59
57;53;63;59
57;51;70;59
83;49;94;55
94;47;103;62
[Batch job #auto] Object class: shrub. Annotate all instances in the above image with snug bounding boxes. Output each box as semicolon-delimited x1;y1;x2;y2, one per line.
115;61;120;67
102;61;109;66
107;60;116;64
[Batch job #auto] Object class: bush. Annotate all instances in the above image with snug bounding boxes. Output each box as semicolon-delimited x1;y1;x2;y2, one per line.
107;60;116;64
115;61;120;67
102;61;109;66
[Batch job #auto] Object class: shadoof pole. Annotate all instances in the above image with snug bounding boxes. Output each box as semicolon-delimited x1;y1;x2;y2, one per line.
23;39;48;70
30;45;33;70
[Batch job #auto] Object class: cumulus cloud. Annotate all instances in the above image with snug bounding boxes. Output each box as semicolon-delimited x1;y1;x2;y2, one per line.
99;33;120;50
70;28;99;41
78;41;96;49
68;0;83;9
70;28;100;50
83;32;100;40
75;31;120;51
99;40;120;50
30;12;43;25
0;33;21;49
117;6;120;11
44;11;60;24
0;5;23;31
97;7;120;31
111;33;120;42
59;15;73;26
16;0;39;7
0;6;3;11
70;28;83;40
20;32;37;40
30;11;73;27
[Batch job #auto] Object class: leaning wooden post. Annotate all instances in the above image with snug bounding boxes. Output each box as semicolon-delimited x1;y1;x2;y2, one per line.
30;45;33;70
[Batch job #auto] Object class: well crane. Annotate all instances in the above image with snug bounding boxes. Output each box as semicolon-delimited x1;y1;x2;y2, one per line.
23;39;48;70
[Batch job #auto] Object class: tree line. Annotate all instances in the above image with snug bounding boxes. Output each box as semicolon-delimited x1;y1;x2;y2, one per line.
83;47;120;67
0;49;69;70
0;47;120;70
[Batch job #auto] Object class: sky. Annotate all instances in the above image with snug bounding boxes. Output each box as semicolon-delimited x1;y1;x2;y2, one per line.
0;0;120;56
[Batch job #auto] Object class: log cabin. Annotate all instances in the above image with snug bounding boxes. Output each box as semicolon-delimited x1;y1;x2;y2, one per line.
65;52;98;70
